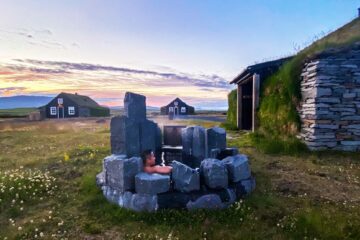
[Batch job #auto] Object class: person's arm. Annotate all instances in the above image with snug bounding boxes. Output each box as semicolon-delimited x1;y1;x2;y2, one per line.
144;165;172;174
153;165;172;174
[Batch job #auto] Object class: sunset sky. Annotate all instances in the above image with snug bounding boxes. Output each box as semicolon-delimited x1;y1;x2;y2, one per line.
0;0;359;109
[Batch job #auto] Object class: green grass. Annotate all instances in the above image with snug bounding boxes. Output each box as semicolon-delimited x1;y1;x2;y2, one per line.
0;119;360;239
0;108;37;118
221;89;238;130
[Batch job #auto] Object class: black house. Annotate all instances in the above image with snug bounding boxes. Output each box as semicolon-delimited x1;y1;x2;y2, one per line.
160;98;195;115
42;92;110;119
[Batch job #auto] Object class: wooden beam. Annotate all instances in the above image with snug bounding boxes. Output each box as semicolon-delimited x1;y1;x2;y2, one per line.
252;74;260;132
237;84;242;129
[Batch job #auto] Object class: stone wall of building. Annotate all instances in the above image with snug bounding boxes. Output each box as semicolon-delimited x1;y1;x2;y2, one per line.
299;43;360;151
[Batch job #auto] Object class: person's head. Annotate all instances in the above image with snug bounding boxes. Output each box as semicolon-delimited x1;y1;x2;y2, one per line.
141;149;155;166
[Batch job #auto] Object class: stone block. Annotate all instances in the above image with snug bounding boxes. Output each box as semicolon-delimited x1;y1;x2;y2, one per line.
124;92;146;122
96;171;105;188
209;148;221;159
157;192;191;209
135;173;170;194
104;155;142;192
232;176;256;200
207;127;226;157
192;126;206;168
110;116;140;157
186;194;224;210
171;161;200;192
129;193;158;212
200;158;228;189
217;148;239;160
222;154;251;182
102;186;122;204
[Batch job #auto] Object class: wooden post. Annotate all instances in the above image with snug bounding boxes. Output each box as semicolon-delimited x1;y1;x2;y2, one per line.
237;84;242;129
252;74;260;132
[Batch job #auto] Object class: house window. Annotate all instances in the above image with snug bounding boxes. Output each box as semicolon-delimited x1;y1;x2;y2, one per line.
169;107;174;112
57;98;63;104
181;107;186;113
68;106;75;115
50;107;57;115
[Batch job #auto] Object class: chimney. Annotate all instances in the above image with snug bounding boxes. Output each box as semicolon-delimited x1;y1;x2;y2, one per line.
75;92;78;95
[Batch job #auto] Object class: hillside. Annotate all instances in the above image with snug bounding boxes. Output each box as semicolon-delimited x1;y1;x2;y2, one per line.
259;17;360;137
0;95;52;109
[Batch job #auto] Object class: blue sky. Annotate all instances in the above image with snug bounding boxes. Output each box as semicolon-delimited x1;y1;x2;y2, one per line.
0;0;359;108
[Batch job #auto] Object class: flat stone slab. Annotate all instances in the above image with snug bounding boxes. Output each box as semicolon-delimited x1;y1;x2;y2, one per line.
135;173;170;194
171;161;200;192
104;155;142;192
222;154;251;182
186;194;224;210
200;158;228;189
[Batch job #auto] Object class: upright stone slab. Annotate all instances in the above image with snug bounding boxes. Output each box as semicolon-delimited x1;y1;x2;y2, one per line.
222;154;251;182
140;119;158;152
135;173;170;194
192;126;206;168
182;127;194;166
124;92;146;122
200;158;228;189
104;155;142;192
186;194;224;210
207;127;226;157
155;126;163;165
171;161;200;192
110;116;140;157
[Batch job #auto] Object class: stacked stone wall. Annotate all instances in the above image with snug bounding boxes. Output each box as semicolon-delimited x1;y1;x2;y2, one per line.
299;45;360;151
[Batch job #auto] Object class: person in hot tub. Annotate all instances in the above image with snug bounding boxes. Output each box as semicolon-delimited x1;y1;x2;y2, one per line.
141;149;172;174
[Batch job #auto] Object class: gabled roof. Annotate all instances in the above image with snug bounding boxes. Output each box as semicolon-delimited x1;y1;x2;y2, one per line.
58;92;104;108
161;97;194;108
230;56;293;84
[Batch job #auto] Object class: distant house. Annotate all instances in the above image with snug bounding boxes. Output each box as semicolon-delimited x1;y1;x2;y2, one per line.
41;92;110;119
160;98;195;115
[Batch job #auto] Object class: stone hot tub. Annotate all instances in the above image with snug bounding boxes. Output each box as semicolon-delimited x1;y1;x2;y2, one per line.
96;92;255;211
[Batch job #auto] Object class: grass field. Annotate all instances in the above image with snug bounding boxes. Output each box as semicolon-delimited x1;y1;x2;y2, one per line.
0;118;360;239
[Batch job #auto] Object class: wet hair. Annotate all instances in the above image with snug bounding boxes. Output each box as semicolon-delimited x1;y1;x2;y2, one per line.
141;149;153;165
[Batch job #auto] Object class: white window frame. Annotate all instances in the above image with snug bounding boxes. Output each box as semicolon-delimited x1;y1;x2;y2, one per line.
169;107;174;112
57;98;63;104
68;106;75;115
181;107;186;113
50;106;57;116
